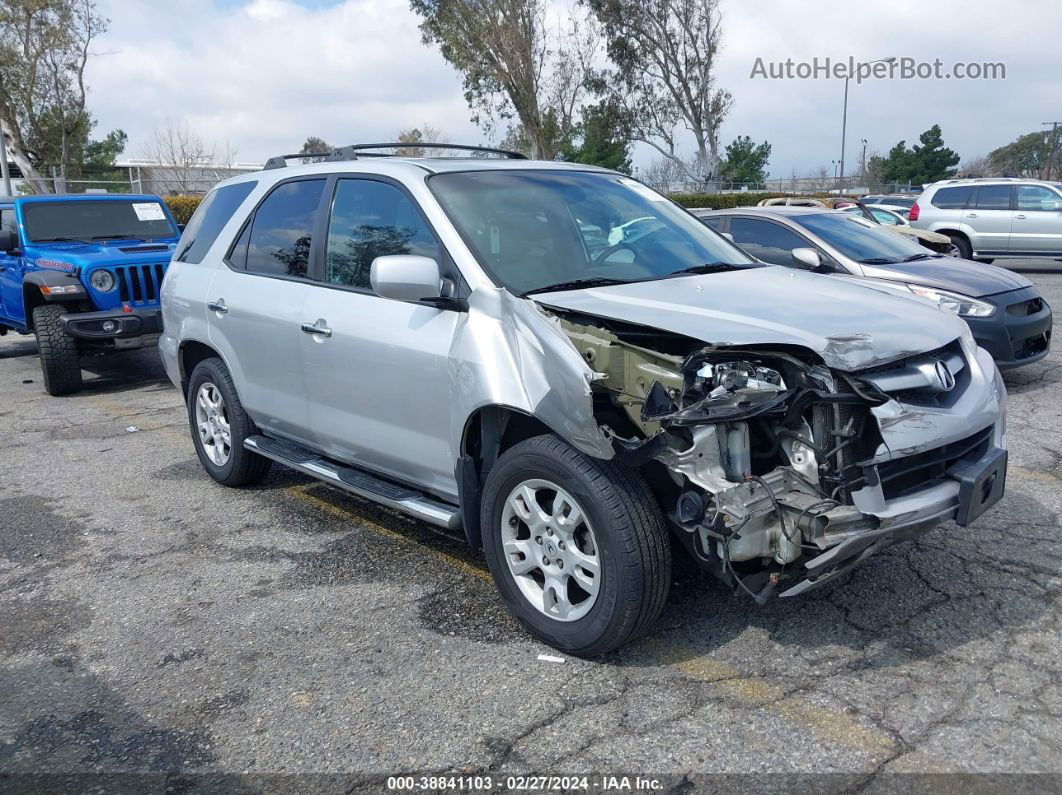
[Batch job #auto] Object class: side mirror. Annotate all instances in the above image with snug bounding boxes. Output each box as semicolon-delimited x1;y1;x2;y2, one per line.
722;232;735;243
370;255;444;303
791;247;822;270
0;230;16;253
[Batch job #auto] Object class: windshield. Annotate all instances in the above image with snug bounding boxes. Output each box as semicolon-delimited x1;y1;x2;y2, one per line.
429;170;755;294
22;200;177;243
794;212;930;264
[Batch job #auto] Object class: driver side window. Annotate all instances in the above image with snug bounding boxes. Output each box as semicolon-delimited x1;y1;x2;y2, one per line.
1;208;16;236
729;218;812;266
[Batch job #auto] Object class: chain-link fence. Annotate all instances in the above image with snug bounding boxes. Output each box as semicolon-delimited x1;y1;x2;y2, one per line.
644;177;917;196
6;162;261;196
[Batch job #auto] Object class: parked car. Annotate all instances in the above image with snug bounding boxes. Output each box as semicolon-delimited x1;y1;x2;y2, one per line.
840;201;959;256
860;193;919;210
162;145;1008;655
909;177;1062;262
0;194;181;395
690;206;1052;369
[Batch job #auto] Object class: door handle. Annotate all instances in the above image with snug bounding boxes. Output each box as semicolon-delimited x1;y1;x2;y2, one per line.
207;299;228;313
301;320;332;338
1015;214;1027;220
966;213;978;218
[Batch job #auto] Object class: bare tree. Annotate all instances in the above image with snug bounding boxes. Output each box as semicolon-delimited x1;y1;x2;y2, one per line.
810;165;833;193
396;124;451;156
640;153;697;190
957;154;995;178
0;0;108;193
142;120;234;194
410;0;597;159
589;0;731;182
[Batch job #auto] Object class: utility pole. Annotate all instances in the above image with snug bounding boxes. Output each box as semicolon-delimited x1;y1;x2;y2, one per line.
1043;122;1061;181
861;138;868;189
839;56;895;197
0;129;12;197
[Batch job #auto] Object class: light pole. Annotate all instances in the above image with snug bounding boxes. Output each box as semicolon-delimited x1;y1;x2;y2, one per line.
860;138;868;189
832;160;839;192
840;57;895;195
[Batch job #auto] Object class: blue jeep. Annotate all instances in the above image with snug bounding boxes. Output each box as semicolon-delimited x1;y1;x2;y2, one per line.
0;194;181;395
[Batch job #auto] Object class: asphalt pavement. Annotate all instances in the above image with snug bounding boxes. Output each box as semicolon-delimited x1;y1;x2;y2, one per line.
1;271;1060;793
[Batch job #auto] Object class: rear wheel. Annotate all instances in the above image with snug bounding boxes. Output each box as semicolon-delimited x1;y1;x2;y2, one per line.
481;435;671;656
32;304;82;396
948;234;972;260
187;357;271;486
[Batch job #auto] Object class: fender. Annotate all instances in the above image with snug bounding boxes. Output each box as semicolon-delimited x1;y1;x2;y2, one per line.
23;269;88;302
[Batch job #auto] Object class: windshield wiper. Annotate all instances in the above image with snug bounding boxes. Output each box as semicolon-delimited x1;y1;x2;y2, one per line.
657;262;751;278
522;277;631;296
858;257;899;264
33;236;90;244
90;234;147;242
902;252;933;262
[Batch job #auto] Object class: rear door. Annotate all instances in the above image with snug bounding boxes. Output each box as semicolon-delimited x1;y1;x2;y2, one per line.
299;176;461;498
963;185;1014;255
0;205;23;323
1010;184;1062;254
207;177;327;445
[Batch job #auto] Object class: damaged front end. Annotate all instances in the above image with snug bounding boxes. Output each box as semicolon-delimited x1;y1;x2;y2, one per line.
553;314;1008;601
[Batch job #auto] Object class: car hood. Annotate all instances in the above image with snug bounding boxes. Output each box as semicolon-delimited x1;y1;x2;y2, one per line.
860;256;1031;298
534;267;968;371
23;240;177;269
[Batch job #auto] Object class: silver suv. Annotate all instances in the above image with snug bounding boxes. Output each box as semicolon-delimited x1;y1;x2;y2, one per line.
911;177;1062;261
160;144;1008;655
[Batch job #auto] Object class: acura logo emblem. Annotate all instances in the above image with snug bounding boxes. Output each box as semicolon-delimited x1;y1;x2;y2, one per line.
934;360;956;392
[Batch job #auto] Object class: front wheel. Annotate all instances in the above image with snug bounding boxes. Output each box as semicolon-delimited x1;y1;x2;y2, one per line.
948;234;972;260
187;357;271;487
481;435;671;656
32;304;82;396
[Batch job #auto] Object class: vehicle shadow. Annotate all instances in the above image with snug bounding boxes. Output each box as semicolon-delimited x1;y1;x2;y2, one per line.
610;488;1054;674
73;348;173;396
0;334;38;359
1003;356;1061;395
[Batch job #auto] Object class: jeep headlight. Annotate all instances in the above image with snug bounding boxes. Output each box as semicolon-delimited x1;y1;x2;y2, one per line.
89;269;116;292
906;284;996;317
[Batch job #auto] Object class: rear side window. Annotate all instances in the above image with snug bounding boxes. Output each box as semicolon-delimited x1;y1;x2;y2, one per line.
237;179;325;279
699;215;725;231
175;181;257;263
972;185;1012;210
930;186;972;209
1016;185;1062;211
324;179;440;289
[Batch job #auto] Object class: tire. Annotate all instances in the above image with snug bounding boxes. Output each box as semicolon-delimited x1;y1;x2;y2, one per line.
32;304;82;396
481;434;671;657
186;357;271;487
948;234;972;260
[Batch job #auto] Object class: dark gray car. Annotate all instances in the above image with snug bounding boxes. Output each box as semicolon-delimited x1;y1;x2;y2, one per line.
691;206;1052;369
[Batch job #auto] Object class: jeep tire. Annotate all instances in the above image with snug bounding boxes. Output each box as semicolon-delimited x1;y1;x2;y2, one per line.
481;434;671;657
32;304;82;396
187;357;271;487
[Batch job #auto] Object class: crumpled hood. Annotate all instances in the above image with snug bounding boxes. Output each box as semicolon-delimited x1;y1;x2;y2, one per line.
535;267;969;371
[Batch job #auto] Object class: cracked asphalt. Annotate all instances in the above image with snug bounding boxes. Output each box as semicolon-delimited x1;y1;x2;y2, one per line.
1;272;1061;792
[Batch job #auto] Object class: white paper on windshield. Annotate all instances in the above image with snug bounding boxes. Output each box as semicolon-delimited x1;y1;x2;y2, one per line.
132;202;166;221
618;178;667;202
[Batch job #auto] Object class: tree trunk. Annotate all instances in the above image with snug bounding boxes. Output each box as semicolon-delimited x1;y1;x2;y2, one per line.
1;118;50;194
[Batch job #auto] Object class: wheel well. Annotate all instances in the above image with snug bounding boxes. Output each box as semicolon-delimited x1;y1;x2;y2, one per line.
179;340;221;395
936;228;968;242
458;406;556;550
22;286;46;330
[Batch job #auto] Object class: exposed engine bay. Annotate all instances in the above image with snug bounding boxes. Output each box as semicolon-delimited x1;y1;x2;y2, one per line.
550;312;1004;601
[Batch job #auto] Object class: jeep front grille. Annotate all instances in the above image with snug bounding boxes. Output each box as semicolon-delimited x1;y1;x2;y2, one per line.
114;264;167;305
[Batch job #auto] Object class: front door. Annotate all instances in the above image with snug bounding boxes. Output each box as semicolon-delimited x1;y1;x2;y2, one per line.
300;177;460;499
207;177;327;446
1010;184;1062;254
963;185;1014;255
0;206;24;324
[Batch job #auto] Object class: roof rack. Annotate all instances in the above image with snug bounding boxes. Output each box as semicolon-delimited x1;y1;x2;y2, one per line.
263;142;527;170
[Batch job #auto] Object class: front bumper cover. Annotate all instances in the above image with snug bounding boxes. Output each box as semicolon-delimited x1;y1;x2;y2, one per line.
778;444;1007;597
60;308;163;340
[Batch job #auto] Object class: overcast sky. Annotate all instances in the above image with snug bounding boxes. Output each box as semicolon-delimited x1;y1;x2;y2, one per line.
88;0;1062;177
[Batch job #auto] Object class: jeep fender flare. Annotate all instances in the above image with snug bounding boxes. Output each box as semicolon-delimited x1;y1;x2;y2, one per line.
22;271;87;328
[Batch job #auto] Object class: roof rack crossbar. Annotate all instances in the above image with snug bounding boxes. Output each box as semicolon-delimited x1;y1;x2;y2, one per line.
262;142;527;169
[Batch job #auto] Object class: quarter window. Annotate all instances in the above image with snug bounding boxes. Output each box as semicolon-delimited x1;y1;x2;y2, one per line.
971;185;1012;210
241;179;325;278
0;208;16;236
729;218;810;266
324;179;440;289
175;181;257;263
1016;185;1062;211
930;186;972;209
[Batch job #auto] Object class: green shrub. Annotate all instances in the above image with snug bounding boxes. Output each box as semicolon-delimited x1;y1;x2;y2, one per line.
163;195;204;225
673;192;858;209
